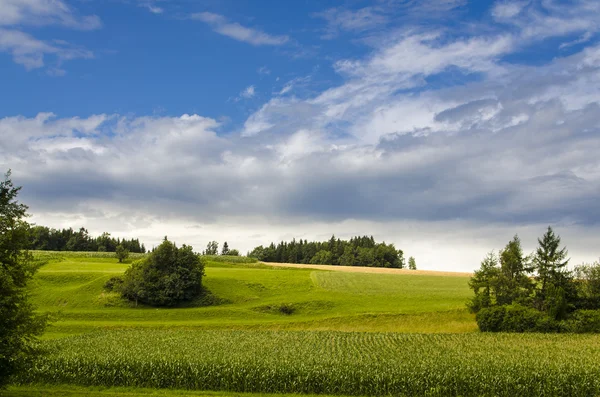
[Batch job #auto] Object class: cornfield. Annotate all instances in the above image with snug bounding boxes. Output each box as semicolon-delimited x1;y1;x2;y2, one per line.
18;330;600;396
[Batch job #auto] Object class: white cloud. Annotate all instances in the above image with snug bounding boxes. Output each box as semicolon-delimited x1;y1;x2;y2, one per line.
491;1;528;19
0;0;101;30
492;0;600;41
314;6;388;39
257;66;271;75
0;0;98;70
560;32;593;50
0;28;93;70
3;2;600;271
191;12;289;46
240;85;256;99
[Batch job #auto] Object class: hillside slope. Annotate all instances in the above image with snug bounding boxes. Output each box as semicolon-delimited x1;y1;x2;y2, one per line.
30;253;475;338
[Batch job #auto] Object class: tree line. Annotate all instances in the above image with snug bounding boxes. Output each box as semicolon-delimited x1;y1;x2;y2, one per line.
469;227;600;332
248;235;407;268
29;226;146;253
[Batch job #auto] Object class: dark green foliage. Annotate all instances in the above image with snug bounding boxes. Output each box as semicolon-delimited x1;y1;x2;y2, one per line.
115;244;129;263
249;235;405;268
532;226;573;310
468;252;502;313
120;238;205;307
29;226;146;253
221;241;229;255
469;227;598;333
566;310;600;333
0;171;47;388
103;276;123;292
476;304;560;333
227;249;240;256
574;261;600;309
310;250;333;265
475;305;507;332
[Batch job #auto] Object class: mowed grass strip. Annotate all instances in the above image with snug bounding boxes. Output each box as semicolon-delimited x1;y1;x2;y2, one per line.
16;330;600;397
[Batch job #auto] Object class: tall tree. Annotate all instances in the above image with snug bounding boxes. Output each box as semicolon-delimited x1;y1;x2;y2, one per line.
0;171;47;387
221;241;230;256
468;252;502;313
115;244;129;263
497;235;533;305
532;227;572;307
408;257;417;270
204;241;219;255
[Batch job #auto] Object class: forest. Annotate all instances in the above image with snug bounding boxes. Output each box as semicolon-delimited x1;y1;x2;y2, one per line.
29;226;146;253
248;235;406;268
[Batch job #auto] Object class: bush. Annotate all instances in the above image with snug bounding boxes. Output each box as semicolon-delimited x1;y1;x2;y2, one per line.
566;310;600;333
120;238;205;307
103;276;123;292
502;304;549;332
476;305;506;332
476;304;560;333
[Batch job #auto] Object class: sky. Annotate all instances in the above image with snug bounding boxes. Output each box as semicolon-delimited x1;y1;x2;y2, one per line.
1;0;599;272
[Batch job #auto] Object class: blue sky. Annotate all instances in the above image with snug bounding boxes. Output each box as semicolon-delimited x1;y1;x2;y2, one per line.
1;0;600;270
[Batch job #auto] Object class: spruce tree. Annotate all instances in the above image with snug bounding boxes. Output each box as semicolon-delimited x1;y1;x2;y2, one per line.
532;227;575;315
0;171;47;387
221;241;230;255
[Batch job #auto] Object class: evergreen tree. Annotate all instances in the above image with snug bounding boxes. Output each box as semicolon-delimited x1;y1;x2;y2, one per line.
532;227;575;313
221;241;230;255
0;171;47;387
497;235;533;305
468;252;502;313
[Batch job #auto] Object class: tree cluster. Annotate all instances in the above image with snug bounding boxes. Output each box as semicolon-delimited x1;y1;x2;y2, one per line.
202;241;240;256
29;226;146;253
469;227;600;333
112;238;205;307
249;235;405;268
0;172;46;388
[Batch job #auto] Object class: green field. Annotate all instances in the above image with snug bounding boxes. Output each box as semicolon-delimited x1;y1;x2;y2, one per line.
8;252;600;396
30;252;475;338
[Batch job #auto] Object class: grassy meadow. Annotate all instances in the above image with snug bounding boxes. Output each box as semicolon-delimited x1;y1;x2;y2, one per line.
7;251;600;396
29;252;475;338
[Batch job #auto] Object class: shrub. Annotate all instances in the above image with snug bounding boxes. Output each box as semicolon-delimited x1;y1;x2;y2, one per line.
502;304;558;332
476;304;560;333
103;276;123;292
120;238;205;307
476;305;506;332
566;310;600;333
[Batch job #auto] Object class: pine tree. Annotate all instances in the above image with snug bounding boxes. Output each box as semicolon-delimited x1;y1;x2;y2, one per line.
221;241;230;255
0;171;47;387
532;227;575;315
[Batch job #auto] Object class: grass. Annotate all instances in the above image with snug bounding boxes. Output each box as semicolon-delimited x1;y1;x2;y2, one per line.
22;252;593;396
30;253;475;338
